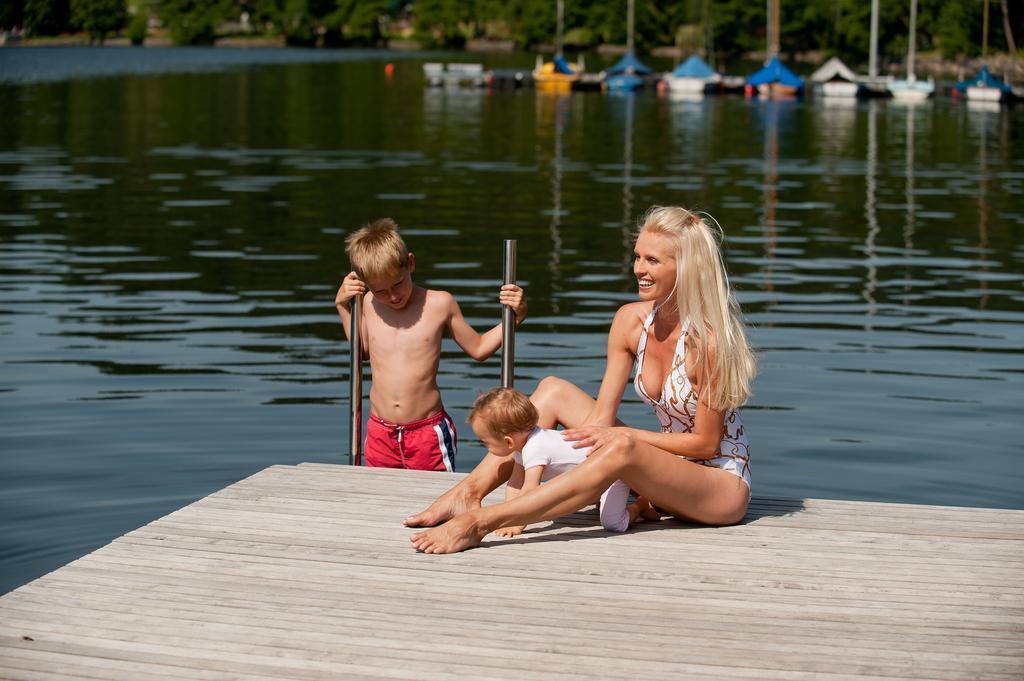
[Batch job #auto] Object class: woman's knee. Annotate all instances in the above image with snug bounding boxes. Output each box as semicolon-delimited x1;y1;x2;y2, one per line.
715;485;751;525
530;375;571;413
532;375;568;400
589;431;634;476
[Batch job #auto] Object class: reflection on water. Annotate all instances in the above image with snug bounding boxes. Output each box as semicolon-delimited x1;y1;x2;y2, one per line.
1;52;1023;594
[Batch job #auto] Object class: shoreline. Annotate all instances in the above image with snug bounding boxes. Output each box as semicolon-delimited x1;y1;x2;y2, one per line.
3;33;1022;80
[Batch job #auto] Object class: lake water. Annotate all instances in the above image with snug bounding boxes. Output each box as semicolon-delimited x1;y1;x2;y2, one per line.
1;47;1022;594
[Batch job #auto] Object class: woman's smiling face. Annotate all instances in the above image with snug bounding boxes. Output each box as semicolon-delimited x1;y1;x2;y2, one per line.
633;230;677;304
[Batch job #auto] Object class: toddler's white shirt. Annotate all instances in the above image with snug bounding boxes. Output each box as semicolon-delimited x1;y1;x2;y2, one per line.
513;427;591;481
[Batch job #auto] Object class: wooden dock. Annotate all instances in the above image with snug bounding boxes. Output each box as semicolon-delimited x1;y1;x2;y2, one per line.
1;463;1022;680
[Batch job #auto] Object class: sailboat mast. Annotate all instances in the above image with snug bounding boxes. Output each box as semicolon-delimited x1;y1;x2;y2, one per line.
907;0;918;81
868;0;880;78
627;0;635;53
766;0;780;58
982;0;989;57
703;0;713;67
556;0;564;58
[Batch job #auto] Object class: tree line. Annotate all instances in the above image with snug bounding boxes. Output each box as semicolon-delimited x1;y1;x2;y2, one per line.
3;1;1020;64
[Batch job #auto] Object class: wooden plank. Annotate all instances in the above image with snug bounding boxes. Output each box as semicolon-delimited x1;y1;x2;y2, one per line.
3;592;1022;661
2;464;1022;681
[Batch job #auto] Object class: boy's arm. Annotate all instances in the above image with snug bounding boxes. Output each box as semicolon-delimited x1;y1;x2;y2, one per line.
447;285;527;361
334;272;365;340
493;465;544;537
334;273;369;358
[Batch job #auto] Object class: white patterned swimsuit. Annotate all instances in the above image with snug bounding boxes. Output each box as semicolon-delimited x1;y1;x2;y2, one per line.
633;308;751;488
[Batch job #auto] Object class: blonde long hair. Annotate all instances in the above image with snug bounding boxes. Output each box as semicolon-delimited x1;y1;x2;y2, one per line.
639;206;756;411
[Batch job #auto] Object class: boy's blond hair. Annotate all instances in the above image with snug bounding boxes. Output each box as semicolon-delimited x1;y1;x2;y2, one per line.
345;218;409;283
469;388;538;437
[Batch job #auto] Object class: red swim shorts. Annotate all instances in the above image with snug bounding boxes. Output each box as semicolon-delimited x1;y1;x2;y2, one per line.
364;409;457;471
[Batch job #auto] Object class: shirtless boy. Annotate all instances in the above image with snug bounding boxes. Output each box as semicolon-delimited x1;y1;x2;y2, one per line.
334;218;527;471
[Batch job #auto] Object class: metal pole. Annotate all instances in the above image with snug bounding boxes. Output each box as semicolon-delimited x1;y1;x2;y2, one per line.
982;0;990;58
627;0;635;54
868;0;880;78
348;295;362;466
501;240;517;389
907;0;918;80
556;0;564;58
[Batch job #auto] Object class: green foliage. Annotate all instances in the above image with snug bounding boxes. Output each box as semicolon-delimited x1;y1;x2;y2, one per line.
158;0;232;45
324;0;390;46
127;8;147;44
1;1;25;29
71;0;126;43
25;0;71;35
934;1;976;59
75;0;1020;61
413;0;471;47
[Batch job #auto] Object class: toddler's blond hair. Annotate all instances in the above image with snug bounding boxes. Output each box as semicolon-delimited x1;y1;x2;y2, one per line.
469;388;538;437
344;218;409;283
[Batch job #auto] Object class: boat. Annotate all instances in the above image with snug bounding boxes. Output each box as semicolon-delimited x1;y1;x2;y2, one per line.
746;56;804;99
663;55;721;97
422;62;487;88
532;0;581;93
957;65;1012;102
887;0;934;102
811;56;860;98
533;56;580;93
602;0;651;92
604;52;651;92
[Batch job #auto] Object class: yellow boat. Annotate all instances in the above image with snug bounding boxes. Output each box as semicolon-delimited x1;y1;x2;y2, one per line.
533;58;580;93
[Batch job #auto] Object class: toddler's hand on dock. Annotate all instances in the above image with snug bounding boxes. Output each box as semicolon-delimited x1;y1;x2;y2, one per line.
499;284;527;325
494;525;524;538
335;272;366;308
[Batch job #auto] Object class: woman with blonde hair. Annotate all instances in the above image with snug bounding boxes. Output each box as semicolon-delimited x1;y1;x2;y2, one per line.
408;206;756;553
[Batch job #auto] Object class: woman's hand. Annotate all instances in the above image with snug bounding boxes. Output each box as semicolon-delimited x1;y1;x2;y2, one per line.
561;425;626;454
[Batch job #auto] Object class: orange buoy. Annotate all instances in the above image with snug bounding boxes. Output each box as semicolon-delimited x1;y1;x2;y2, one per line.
384;63;395;76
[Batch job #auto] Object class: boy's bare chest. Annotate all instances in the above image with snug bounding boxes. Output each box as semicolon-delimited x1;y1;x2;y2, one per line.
365;314;445;354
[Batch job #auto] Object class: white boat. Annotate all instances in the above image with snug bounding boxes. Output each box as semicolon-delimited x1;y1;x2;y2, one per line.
958;66;1012;103
887;0;934;101
812;57;860;98
967;85;1006;102
888;77;934;102
823;80;859;98
422;63;487;88
663;55;720;97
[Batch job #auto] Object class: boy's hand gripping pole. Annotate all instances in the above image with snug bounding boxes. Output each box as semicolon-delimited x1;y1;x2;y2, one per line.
349;295;362;466
501;240;517;388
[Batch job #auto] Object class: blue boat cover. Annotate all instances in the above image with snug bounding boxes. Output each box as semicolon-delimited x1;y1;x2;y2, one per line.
606;52;652;76
671;55;715;79
955;65;1011;93
605;73;643;91
553;56;576;75
746;56;803;88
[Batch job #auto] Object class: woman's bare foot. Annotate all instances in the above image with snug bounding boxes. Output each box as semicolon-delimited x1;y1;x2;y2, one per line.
404;492;481;528
410;513;488;554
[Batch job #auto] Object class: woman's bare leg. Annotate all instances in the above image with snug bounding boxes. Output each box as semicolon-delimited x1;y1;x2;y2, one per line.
409;432;750;553
403;452;514;527
406;375;611;527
